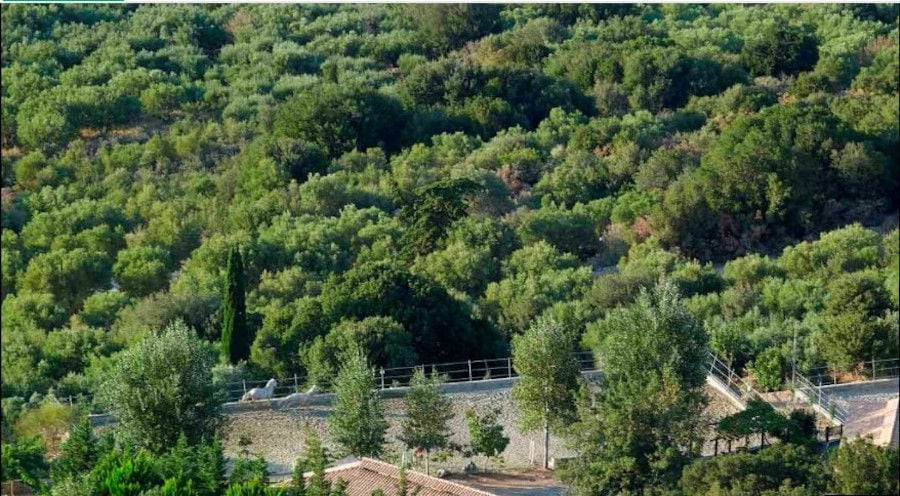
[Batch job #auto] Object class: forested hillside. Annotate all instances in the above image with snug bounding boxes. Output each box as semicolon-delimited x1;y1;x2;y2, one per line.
2;3;898;421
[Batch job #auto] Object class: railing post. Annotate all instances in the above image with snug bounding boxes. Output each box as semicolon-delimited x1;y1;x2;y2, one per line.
713;438;718;456
294;374;298;391
825;426;830;445
242;380;247;396
872;356;876;380
468;360;472;382
380;368;385;390
507;357;512;378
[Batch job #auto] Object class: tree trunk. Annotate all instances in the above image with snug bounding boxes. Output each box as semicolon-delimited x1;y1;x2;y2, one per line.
543;420;550;470
425;449;430;475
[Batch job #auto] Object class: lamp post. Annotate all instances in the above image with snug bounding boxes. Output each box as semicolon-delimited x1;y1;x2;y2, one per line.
791;323;798;393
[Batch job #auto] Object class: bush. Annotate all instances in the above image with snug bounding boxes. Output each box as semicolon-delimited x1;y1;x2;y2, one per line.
12;400;78;454
224;480;286;496
681;443;823;495
747;346;785;391
1;437;48;489
229;455;269;486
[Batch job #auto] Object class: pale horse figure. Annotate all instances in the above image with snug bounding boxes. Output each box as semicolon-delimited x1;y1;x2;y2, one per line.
278;385;321;409
240;378;277;402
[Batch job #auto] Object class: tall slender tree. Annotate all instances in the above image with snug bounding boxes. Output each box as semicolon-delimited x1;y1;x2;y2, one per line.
329;351;387;457
222;246;249;364
511;317;580;469
400;368;453;475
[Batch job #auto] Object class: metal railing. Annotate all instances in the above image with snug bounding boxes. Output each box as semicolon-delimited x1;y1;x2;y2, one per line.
58;349;855;428
50;393;101;413
707;350;849;426
706;423;843;458
803;358;900;387
792;370;850;425
707;351;770;409
223;351;598;402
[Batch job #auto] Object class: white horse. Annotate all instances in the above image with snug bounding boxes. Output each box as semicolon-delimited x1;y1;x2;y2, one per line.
241;378;277;402
278;385;320;409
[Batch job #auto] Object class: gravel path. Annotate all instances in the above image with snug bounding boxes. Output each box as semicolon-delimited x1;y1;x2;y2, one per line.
221;384;740;477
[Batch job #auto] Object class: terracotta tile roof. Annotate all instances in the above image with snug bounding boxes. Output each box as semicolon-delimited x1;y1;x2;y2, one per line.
298;458;497;496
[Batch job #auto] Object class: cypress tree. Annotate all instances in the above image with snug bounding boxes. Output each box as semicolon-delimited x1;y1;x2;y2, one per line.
222;246;249;364
329;351;387;457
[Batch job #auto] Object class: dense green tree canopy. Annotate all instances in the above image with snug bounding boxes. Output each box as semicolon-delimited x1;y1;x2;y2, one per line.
0;10;897;493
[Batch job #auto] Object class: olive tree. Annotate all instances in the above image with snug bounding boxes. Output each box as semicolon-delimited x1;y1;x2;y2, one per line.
511;317;580;469
562;280;709;494
99;320;222;453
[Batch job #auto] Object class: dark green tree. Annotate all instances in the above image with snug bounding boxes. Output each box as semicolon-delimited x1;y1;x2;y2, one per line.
680;443;824;495
274;83;404;158
740;23;818;77
399;178;479;260
222;246;250;364
319;261;503;363
828;438;899;495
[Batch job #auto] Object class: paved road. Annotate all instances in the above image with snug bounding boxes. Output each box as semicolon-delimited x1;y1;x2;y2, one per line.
826;379;899;443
